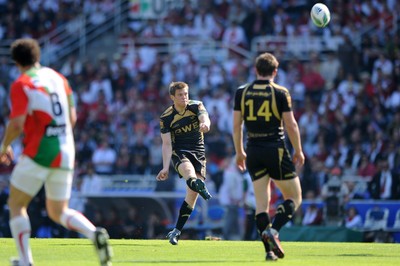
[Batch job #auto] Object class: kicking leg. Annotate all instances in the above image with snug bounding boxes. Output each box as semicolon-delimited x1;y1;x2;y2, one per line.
178;161;211;200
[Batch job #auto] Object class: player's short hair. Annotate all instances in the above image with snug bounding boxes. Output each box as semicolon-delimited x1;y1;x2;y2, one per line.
169;81;188;96
10;38;41;67
255;52;279;77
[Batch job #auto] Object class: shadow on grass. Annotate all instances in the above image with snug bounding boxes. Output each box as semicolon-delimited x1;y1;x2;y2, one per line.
114;260;260;264
51;243;166;247
304;253;387;258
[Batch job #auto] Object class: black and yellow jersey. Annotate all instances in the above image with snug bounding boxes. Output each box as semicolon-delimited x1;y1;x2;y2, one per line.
160;100;207;153
233;80;292;143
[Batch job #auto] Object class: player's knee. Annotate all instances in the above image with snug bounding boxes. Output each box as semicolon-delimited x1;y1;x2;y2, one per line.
295;197;302;210
289;195;302;211
278;199;296;216
282;189;302;210
7;196;15;209
7;197;26;217
7;195;25;210
47;207;63;223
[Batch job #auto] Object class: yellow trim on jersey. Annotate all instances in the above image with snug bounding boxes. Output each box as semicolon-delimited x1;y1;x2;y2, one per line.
253;84;266;89
255;169;267;177
271;81;292;110
170;109;196;126
240;84;251;118
160;106;174;118
271;81;290;93
270;85;280;120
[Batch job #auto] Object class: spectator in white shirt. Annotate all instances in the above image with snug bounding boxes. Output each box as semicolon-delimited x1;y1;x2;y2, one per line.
81;165;103;195
343;207;363;229
222;20;247;48
89;72;113;104
302;204;323;226
368;157;397;200
92;140;117;175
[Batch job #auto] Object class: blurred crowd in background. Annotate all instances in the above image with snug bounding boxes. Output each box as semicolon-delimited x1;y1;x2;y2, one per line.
0;0;400;239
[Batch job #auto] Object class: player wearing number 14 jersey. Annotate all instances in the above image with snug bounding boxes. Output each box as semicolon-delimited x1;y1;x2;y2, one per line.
0;38;112;266
232;52;304;261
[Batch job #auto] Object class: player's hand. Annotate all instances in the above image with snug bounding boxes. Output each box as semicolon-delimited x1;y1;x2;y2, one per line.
235;152;247;172
199;123;210;133
156;169;169;181
0;146;14;166
292;150;305;167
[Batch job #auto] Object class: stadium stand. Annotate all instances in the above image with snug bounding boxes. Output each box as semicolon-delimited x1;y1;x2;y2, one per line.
363;206;390;231
394;209;400;229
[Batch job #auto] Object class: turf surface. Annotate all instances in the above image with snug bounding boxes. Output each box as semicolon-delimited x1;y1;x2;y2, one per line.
0;238;399;266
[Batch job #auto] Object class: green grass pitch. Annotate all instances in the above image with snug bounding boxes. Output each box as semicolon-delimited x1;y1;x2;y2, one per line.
0;238;399;266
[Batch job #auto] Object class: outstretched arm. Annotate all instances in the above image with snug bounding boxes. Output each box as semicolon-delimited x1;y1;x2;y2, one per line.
198;113;211;133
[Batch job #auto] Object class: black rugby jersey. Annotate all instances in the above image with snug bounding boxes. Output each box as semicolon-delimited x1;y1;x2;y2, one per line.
233;80;292;142
160;100;207;152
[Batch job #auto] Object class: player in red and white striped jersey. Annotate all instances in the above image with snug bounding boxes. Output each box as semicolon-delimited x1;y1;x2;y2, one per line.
0;38;112;266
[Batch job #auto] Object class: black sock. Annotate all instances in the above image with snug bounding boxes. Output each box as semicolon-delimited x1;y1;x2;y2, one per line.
186;177;198;192
175;201;193;231
272;199;295;231
244;209;256;240
256;212;272;252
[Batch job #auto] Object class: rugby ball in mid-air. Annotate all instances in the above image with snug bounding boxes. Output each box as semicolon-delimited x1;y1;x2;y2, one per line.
310;3;330;28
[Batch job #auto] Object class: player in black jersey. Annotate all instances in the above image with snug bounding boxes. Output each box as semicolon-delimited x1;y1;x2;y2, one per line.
232;53;304;260
156;81;212;245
